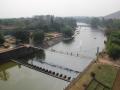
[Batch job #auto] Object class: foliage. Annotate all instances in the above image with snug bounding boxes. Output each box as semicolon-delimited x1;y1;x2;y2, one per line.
104;19;120;30
90;18;101;28
12;30;29;43
33;31;44;44
106;31;120;59
0;32;4;44
0;15;76;43
61;26;74;38
74;16;92;24
0;15;77;33
87;64;117;90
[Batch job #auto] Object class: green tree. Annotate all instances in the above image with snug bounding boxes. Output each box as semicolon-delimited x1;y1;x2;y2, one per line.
106;31;120;59
107;43;120;59
90;18;100;28
33;31;44;44
13;30;29;43
62;26;74;38
0;32;4;44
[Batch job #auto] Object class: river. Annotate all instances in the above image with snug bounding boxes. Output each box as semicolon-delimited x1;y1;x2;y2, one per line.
0;23;106;90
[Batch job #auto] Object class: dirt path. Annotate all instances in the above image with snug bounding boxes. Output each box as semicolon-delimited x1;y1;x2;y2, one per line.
112;70;120;90
98;57;120;68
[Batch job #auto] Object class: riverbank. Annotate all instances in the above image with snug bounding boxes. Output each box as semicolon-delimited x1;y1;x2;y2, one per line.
65;60;118;90
0;46;39;63
64;52;120;90
64;60;95;90
36;35;62;49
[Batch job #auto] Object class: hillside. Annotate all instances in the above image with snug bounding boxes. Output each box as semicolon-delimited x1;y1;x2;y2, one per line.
104;11;120;19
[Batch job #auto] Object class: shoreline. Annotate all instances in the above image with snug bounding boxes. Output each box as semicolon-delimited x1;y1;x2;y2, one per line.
64;60;96;90
35;35;63;49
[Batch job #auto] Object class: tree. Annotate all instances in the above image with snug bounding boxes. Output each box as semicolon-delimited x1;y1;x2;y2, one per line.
62;26;74;38
107;43;120;59
90;18;100;28
106;31;120;59
0;32;4;44
13;30;29;43
33;31;44;44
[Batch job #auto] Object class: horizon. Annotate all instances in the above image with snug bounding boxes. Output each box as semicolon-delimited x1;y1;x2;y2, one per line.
0;0;120;18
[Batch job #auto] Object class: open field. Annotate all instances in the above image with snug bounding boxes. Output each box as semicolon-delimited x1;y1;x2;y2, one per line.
66;63;118;90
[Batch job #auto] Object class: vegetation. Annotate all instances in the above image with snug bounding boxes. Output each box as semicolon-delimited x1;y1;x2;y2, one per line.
104;19;120;30
33;31;44;44
106;31;120;59
91;64;117;88
88;18;120;59
74;16;92;24
62;26;74;38
68;63;118;90
0;15;76;32
0;15;76;44
90;18;101;28
0;32;4;44
12;30;29;43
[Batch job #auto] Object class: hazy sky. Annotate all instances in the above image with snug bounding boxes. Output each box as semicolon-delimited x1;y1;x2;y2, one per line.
0;0;120;18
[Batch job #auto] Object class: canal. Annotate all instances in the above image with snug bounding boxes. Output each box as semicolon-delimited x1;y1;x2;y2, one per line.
0;23;106;90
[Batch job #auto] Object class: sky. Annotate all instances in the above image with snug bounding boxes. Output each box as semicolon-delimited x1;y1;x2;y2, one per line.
0;0;120;18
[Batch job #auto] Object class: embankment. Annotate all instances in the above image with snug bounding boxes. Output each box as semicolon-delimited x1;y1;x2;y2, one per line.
0;46;38;63
42;36;62;49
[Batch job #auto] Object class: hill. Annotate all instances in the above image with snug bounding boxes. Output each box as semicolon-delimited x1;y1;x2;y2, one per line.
104;11;120;19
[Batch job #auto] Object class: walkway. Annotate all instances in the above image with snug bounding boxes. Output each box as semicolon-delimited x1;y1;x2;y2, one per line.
113;69;120;90
11;59;73;82
98;58;120;68
32;46;93;59
48;49;93;59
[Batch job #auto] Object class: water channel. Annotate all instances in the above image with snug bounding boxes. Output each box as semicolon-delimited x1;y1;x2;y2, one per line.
0;23;106;90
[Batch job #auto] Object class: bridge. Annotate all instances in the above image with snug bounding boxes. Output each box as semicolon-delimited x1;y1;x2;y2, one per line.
0;45;91;82
32;46;93;59
48;49;93;59
77;24;90;27
12;59;76;82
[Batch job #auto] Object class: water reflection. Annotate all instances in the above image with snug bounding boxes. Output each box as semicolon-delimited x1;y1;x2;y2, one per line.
0;62;17;81
62;39;74;44
14;49;78;78
16;49;45;63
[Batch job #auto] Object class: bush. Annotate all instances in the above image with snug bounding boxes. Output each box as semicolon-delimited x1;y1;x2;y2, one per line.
107;43;120;59
62;26;74;38
0;32;4;44
13;30;29;43
33;31;44;44
106;31;120;59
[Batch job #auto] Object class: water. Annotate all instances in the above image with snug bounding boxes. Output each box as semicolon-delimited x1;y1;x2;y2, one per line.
0;23;106;90
0;62;68;90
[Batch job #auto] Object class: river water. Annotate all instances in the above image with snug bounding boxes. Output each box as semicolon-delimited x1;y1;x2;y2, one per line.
0;23;106;90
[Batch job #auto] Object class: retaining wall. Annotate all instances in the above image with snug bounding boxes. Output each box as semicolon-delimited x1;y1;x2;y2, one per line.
0;46;38;63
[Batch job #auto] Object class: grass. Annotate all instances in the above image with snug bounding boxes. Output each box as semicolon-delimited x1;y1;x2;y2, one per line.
68;63;118;90
94;64;117;87
86;64;118;90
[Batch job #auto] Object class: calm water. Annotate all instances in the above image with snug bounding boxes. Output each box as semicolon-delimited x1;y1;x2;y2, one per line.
0;23;106;90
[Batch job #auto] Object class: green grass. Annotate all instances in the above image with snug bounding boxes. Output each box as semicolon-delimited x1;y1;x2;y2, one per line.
87;80;98;90
87;64;118;90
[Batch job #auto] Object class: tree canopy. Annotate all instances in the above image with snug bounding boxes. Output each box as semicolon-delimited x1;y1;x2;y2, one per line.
12;30;29;43
0;32;4;44
61;26;74;38
106;31;120;59
33;31;44;44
